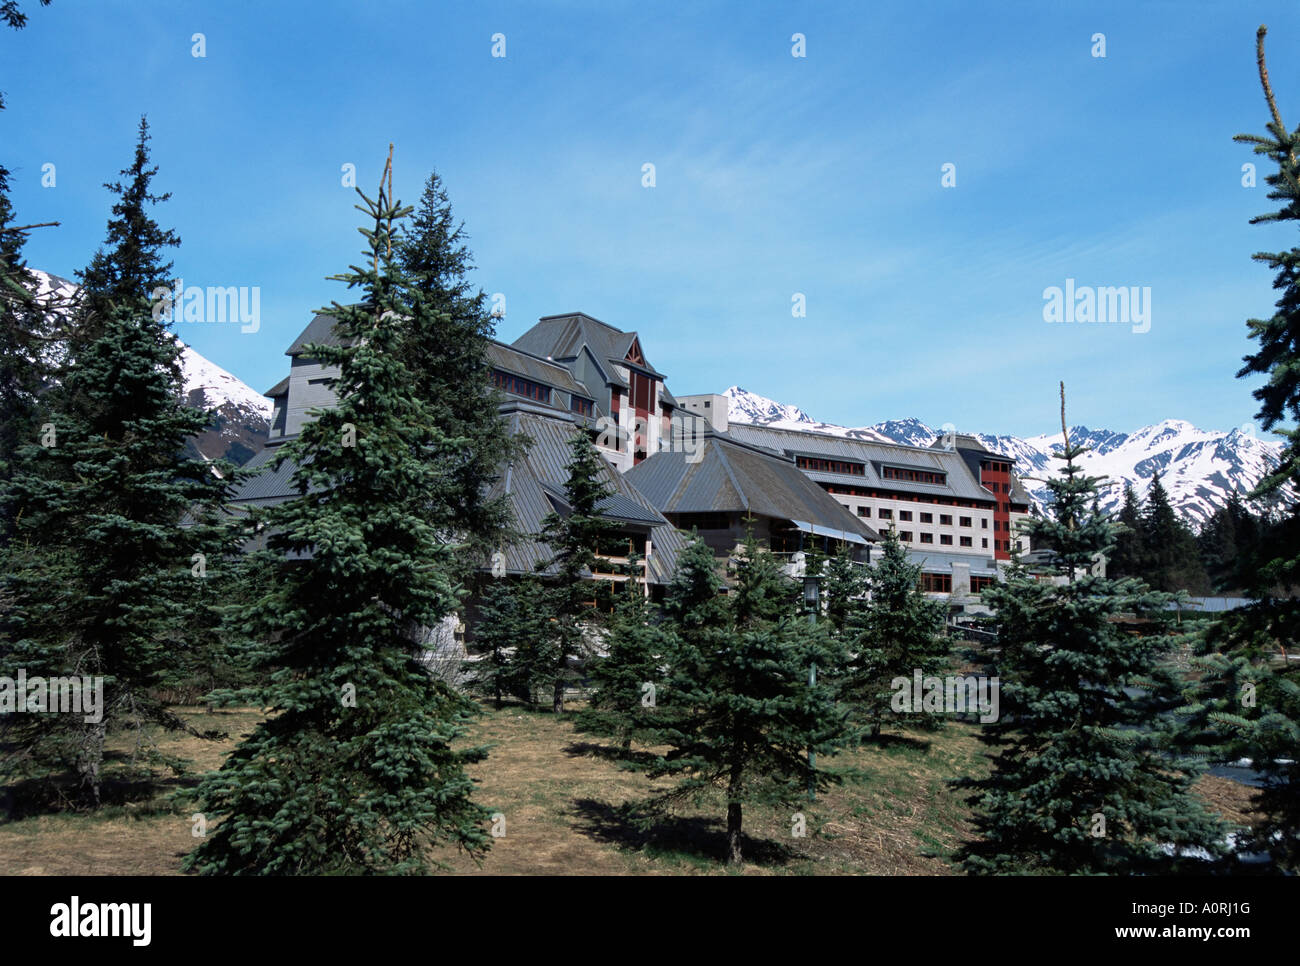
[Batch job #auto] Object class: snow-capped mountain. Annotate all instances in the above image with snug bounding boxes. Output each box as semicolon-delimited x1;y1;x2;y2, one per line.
721;387;1288;527
26;271;271;465
178;344;271;466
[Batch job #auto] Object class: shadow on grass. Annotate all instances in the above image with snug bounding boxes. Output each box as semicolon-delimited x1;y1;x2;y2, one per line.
861;733;933;753
0;750;202;823
571;797;798;867
562;741;659;768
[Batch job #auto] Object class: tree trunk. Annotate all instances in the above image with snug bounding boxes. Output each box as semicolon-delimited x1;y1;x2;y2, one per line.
553;677;564;714
726;764;743;865
77;721;105;807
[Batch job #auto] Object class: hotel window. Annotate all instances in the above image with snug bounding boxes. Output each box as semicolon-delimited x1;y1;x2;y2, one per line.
490;369;551;404
981;538;988;548
899;531;912;542
959;536;973;547
569;394;595;417
878;508;892;520
971;575;996;593
796;456;865;475
982;518;988;529
899;510;912;522
919;533;933;544
959;516;972;527
881;465;947;485
939;514;952;526
940;535;952;546
857;506;870;517
920;573;952;593
920;512;933;524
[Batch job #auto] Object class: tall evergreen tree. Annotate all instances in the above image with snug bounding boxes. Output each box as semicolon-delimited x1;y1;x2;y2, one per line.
842;528;950;738
464;574;549;708
1185;25;1300;872
184;167;491;875
576;563;672;751
956;386;1224;874
640;533;847;865
1;120;234;808
1141;471;1207;593
535;431;620;713
1108;483;1146;579
395;170;522;585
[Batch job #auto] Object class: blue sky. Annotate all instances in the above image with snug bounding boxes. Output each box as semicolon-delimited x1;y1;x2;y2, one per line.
5;0;1300;436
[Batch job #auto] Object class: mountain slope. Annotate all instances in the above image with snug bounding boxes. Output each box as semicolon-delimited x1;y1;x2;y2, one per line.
721;387;1286;527
26;271;271;465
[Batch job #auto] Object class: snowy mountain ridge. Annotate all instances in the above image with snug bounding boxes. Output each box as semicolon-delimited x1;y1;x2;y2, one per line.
722;386;1289;526
27;271;271;464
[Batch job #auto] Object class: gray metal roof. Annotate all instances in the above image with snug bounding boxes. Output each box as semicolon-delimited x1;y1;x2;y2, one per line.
226;442;314;505
264;376;290;398
511;313;663;383
228;409;686;585
488;409;687;582
485;341;594;399
285;311;353;356
903;548;1001;576
722;423;1000;503
625;431;879;542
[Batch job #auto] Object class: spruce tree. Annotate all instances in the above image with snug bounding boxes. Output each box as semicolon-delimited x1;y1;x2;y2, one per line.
956;386;1224;874
1141;471;1206;593
821;544;867;636
843;528;950;738
535;431;620;713
576;564;672;751
1;119;234;808
1184;25;1300;872
183;166;490;875
395;169;522;585
465;574;549;708
1108;483;1145;580
641;533;847;865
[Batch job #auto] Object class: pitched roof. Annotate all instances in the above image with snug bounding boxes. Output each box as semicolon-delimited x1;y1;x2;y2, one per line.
285;311;352;356
625;431;879;543
511;312;663;381
485;341;594;399
489;408;687;582
721;423;1003;503
226;410;687;584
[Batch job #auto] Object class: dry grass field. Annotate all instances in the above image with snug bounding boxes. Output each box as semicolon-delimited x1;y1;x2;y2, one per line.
0;703;1259;876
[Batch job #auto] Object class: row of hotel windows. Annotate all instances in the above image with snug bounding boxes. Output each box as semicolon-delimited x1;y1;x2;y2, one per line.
822;483;997;509
881;465;946;485
796;456;866;476
918;573;999;594
794;458;949;486
490;369;594;416
895;531;978;547
858;507;987;528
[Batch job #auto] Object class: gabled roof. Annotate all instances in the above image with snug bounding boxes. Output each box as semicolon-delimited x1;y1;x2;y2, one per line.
625;431;879;543
722;423;1003;504
485;341;594;399
511;312;664;381
488;407;687;582
265;377;290;398
286;311;353;356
